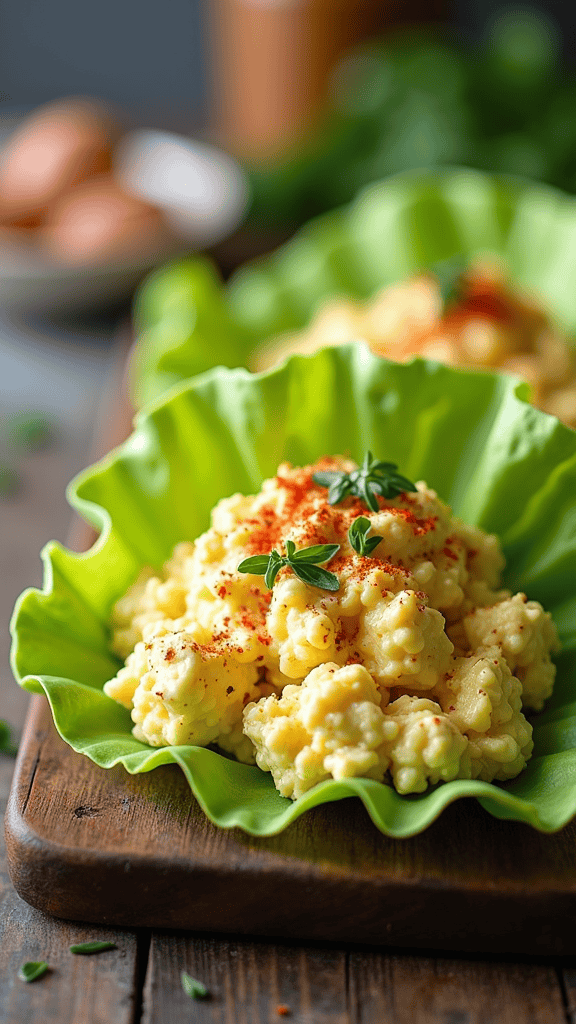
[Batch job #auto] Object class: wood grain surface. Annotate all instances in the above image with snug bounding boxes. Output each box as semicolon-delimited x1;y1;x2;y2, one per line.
0;754;146;1024
0;324;145;1023
346;951;569;1024
3;326;576;1022
6;329;576;959
142;933;573;1024
6;693;576;956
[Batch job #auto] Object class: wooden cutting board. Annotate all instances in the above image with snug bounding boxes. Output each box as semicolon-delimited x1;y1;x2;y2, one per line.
6;692;576;957
6;339;576;958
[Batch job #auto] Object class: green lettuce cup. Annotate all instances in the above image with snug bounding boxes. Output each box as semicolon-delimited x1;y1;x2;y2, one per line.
131;166;576;408
10;344;576;837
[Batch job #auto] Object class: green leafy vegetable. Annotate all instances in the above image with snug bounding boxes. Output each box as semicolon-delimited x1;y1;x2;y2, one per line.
133;169;576;409
69;941;117;954
181;971;208;999
19;962;49;982
238;539;340;591
313;452;417;512
9;347;576;838
348;517;384;557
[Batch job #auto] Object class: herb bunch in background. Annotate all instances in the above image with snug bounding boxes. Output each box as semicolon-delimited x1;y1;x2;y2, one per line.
247;10;573;229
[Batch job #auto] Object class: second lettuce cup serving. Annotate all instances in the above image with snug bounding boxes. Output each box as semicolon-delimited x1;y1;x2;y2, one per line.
130;166;576;419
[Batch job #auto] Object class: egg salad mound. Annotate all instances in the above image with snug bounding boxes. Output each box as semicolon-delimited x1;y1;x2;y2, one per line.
253;261;576;426
103;456;559;799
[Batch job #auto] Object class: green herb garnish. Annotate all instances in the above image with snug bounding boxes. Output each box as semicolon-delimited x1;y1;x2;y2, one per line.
431;255;466;310
181;971;208;999
19;961;49;982
348;516;383;556
313;452;417;513
238;540;340;591
69;941;117;954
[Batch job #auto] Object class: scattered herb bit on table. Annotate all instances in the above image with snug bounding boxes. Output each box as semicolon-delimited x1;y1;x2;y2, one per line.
19;961;49;982
69;941;117;954
7;412;54;452
181;971;209;999
0;719;18;756
0;465;19;499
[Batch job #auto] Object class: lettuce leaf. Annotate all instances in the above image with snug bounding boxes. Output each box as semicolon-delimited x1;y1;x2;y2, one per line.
10;345;576;836
132;167;576;408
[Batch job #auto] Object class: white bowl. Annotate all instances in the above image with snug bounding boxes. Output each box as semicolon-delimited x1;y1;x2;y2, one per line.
0;129;249;315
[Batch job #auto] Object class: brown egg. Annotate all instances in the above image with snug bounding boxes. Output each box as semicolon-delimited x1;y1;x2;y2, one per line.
41;174;172;265
0;97;122;223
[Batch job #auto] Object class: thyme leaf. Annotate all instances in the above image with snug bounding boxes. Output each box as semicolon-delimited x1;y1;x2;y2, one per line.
238;542;340;591
432;255;466;310
348;516;383;557
313;453;417;512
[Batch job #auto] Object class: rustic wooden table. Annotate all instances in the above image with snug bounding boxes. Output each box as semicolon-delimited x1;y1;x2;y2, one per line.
2;319;576;1023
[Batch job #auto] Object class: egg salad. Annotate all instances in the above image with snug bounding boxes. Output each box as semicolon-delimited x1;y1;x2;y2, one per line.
253;262;576;426
104;455;558;799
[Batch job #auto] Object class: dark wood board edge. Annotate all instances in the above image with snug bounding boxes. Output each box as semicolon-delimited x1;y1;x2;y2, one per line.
5;698;576;957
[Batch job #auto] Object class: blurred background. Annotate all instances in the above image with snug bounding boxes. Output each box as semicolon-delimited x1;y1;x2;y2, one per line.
2;0;576;734
1;2;575;138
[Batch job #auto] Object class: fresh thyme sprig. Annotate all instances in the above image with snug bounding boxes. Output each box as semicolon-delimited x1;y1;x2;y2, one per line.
348;516;383;556
238;539;340;591
313;452;417;513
